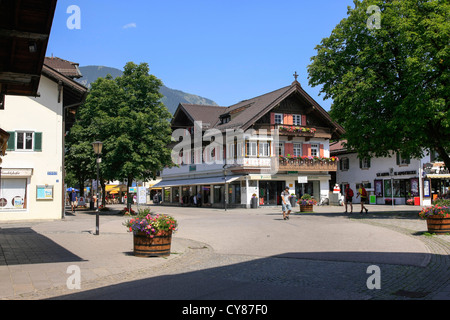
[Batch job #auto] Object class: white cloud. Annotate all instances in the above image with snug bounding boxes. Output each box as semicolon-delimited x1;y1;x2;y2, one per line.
123;23;137;29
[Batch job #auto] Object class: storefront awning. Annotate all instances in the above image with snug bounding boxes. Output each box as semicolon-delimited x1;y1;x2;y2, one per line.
427;174;450;179
152;175;242;188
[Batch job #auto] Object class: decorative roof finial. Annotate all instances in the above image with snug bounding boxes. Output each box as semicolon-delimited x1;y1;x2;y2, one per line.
293;71;299;82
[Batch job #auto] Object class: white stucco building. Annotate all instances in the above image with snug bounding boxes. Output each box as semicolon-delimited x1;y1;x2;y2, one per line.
0;59;87;221
331;140;448;206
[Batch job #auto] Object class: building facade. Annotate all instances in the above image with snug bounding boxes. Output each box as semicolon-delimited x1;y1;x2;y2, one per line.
330;140;449;206
153;78;344;208
0;59;87;221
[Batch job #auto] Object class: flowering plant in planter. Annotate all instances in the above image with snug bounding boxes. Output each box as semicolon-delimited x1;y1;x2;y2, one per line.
279;126;317;134
419;205;450;219
297;194;317;206
120;207;135;215
124;212;178;237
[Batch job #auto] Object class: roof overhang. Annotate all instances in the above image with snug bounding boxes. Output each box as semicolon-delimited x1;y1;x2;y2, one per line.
0;0;57;97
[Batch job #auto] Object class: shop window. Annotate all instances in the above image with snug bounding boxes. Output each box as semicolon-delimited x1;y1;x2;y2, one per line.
0;178;27;210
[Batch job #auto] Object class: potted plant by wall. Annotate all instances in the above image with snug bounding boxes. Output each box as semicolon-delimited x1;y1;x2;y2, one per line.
124;209;178;257
298;194;317;212
289;193;297;207
419;201;450;235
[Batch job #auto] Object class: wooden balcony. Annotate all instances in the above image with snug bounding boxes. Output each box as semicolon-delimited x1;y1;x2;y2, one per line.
228;156;338;173
278;157;338;172
253;124;332;139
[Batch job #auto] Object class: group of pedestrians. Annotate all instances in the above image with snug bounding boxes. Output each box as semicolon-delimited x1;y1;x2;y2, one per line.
344;184;368;214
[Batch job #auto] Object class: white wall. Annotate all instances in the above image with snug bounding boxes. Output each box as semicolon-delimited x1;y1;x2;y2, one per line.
0;76;63;221
336;151;424;204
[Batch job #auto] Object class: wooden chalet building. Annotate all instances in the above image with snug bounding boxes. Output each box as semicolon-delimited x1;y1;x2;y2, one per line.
154;76;345;208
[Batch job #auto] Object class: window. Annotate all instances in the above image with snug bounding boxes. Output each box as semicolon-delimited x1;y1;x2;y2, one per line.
359;158;371;169
276;142;284;156
310;144;319;157
293;114;302;126
397;153;410;166
0;178;27;210
340;157;350;171
274;113;283;124
7;131;42;152
258;141;270;157
246;140;257;157
293;143;302;157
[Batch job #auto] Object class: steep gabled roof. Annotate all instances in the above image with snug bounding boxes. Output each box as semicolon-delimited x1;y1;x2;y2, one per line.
171;79;345;139
171;103;227;129
44;57;83;79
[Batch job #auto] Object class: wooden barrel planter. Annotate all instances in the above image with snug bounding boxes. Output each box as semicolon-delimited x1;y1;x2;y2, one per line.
300;204;313;212
426;216;450;234
133;231;173;257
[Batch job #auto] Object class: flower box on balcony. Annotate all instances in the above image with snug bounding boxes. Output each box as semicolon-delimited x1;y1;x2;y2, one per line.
279;125;316;137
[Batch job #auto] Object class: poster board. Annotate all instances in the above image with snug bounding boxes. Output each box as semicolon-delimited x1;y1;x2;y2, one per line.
36;185;53;200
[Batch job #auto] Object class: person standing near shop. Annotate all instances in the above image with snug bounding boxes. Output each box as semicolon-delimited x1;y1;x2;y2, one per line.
344;184;353;214
357;184;369;214
281;186;292;220
69;189;77;214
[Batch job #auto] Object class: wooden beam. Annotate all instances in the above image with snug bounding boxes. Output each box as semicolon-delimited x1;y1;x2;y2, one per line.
0;29;49;41
0;71;39;84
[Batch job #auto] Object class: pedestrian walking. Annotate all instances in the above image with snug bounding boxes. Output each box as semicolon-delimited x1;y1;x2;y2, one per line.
281;186;292;220
69;189;77;214
357;184;369;214
344;184;353;214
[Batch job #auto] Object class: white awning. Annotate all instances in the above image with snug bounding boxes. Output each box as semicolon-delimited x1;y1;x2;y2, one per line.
151;175;242;188
427;174;450;179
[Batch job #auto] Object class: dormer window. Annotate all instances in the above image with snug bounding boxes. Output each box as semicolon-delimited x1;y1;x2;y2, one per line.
220;115;231;124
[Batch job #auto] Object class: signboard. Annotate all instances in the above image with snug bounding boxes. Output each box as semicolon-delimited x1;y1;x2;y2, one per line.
78;196;86;206
298;176;308;183
129;187;137;193
369;195;377;205
137;187;147;204
37;185;53;200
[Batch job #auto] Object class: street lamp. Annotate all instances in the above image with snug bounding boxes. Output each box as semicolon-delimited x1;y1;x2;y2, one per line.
92;140;103;235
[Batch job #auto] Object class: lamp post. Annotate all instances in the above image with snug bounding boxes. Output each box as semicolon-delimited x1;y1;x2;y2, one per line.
92;141;103;236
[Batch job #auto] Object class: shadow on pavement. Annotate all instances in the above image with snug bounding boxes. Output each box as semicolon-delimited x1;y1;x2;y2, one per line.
0;227;85;266
47;249;447;300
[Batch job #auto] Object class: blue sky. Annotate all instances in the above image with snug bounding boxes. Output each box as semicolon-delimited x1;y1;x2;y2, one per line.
47;0;355;110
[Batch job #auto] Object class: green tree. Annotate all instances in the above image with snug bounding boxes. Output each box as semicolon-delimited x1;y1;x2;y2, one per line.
308;0;449;168
66;62;173;205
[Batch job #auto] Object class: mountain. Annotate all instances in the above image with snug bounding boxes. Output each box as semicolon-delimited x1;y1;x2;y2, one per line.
77;66;219;114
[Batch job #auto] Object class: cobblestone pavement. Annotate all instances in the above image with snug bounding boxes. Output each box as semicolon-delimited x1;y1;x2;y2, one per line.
0;204;449;300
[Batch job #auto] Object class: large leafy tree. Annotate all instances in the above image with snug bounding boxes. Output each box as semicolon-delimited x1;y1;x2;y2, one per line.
308;0;449;168
66;62;173;203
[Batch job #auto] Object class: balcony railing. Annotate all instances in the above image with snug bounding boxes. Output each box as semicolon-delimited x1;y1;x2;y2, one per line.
277;125;316;137
278;156;338;172
228;156;339;173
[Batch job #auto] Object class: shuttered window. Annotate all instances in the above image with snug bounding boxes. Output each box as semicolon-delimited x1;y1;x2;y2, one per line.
5;131;42;152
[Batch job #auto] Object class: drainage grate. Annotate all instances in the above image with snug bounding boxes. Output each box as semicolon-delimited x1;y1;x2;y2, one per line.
392;290;430;298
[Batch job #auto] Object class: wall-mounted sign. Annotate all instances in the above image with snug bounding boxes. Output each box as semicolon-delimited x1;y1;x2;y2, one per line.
298;176;308;183
37;185;53;200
